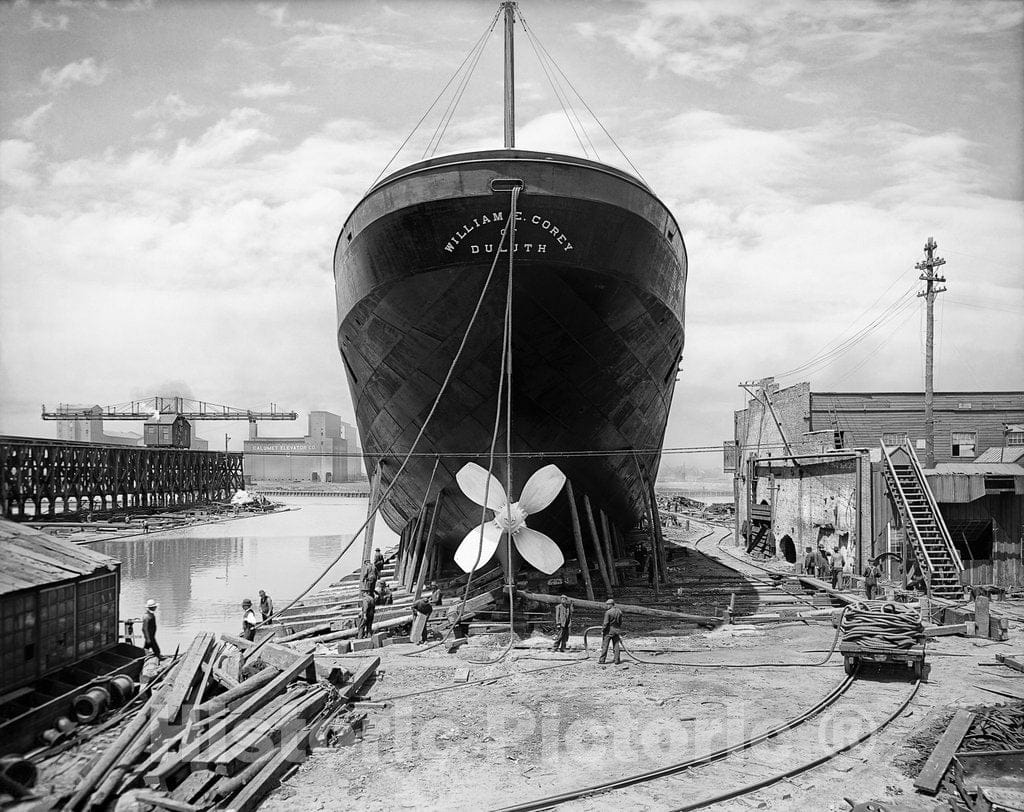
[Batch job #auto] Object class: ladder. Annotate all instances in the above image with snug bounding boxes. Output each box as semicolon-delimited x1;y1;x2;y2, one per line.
880;439;964;599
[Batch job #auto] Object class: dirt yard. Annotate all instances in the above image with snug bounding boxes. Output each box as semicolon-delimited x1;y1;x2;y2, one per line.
261;535;1024;812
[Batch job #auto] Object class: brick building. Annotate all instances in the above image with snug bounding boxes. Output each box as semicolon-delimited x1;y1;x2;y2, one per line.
243;411;364;483
728;379;1024;586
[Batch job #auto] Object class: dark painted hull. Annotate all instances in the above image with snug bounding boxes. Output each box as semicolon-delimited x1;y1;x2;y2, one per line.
334;150;686;554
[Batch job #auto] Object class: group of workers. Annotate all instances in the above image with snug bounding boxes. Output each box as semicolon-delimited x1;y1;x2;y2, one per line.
140;586;276;657
357;547;441;641
551;594;625;665
803;545;886;599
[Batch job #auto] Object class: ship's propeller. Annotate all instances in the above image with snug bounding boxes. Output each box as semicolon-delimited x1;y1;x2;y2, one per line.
454;462;566;575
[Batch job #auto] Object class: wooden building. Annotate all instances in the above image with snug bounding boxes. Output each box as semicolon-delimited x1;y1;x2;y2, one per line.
143;413;192;449
0;520;121;693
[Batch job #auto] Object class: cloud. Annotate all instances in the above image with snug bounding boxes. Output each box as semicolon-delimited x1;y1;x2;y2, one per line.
31;9;70;30
0;140;41;189
40;57;109;92
133;93;203;121
12;103;53;137
236;81;297;99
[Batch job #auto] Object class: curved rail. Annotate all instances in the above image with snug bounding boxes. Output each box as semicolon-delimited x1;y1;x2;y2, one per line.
492;671;858;812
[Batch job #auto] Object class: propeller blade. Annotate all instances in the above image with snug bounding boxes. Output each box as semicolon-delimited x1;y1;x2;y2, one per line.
517;464;566;515
512;526;564;575
453;521;503;573
455;463;507;511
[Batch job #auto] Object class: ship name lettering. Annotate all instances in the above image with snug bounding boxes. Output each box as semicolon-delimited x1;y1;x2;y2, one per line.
470;242;548;254
443;211;570;253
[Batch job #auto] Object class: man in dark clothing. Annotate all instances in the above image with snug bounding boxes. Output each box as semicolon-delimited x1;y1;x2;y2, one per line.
551;595;573;652
142;599;161;657
258;589;274;622
360;559;378;595
376;580;393;606
429;581;443;607
411;596;433;643
358;593;376;638
815;547;830;580
802;547;815;576
598;598;624;665
373;548;385;577
864;562;882;600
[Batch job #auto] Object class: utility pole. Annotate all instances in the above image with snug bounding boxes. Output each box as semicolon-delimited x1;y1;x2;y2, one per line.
916;237;947;468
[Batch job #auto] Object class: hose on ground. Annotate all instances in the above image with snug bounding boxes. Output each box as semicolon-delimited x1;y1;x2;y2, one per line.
839;600;924;649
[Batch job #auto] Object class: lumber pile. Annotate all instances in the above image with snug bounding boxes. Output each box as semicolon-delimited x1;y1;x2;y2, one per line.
59;631;378;812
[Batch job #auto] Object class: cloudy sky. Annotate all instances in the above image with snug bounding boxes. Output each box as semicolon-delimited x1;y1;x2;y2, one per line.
1;0;1021;472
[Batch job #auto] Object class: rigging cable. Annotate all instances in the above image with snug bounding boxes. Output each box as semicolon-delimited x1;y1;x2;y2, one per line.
426;12;501;157
368;6;501;191
518;10;648;186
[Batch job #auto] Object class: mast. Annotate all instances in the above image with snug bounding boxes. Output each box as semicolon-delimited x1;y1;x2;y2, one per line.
502;1;516;148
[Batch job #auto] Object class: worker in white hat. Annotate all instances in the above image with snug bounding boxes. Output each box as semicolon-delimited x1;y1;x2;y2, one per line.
142;599;160;658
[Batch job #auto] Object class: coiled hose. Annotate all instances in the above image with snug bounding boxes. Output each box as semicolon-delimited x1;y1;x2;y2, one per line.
839;600;924;649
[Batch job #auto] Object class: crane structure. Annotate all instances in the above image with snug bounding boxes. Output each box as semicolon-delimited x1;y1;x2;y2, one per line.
42;396;297;424
42;396;298;449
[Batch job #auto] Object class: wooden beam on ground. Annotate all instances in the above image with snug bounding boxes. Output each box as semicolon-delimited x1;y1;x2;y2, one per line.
157;633;215;729
564;479;595;601
339;656;380;701
221;726;313;812
794;575;859;605
519;591;719;626
914;709;975;794
583;494;613;598
996;653;1024;673
194;667;278;718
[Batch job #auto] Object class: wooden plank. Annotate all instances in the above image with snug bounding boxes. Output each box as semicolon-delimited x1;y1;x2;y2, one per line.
583;493;613;598
339;657;380;701
924;624;969;637
565;479;595;601
520;591;719;625
996;653;1024;673
158;633;215;729
977;595;991;638
914;709;975;794
194;667;278;718
150;653;313;788
222;727;312;812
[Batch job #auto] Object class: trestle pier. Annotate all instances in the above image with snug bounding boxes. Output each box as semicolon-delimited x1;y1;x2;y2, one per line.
0;436;244;520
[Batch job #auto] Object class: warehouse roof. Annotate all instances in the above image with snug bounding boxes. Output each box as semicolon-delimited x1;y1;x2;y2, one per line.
925;462;1024;477
974;447;1024;464
0;520;120;595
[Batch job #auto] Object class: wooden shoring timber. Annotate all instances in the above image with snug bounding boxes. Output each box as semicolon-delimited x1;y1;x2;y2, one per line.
157;633;216;730
151;652;315;788
221;726;313;812
444;587;503;625
599;509;618;586
208;751;274;802
564;479;595;601
211;688;331;776
193;667;278;718
646;475;668;584
361;465;382;568
415;492;444;600
583;493;613;597
914;709;975;794
407;505;428;592
520;591;719;626
339;656;380;701
306;614;411;645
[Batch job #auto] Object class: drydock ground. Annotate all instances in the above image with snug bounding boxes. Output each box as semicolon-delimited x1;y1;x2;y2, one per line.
252;524;1023;812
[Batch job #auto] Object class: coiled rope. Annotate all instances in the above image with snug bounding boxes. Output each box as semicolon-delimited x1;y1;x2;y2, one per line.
840;601;924;649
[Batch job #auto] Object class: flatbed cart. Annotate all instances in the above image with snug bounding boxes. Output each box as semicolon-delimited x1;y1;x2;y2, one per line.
840;642;926;679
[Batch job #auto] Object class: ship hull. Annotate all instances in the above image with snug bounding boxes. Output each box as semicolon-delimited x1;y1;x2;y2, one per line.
334;150;686;557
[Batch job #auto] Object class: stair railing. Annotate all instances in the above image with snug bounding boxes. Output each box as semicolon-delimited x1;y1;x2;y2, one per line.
880;440;936;577
902;439;965;573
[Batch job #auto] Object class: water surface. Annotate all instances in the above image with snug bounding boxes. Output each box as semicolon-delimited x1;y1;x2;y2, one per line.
91;497;399;652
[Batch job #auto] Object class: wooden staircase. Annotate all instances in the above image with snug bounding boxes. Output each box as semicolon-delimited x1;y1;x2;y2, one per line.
881;439;964;600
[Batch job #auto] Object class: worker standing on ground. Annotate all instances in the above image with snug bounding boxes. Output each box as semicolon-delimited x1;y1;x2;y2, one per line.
830;547;844;589
551;594;573;652
358;592;376;638
240;598;260;641
802;546;815;576
598;598;624;665
142;599;161;658
430;581;443;607
864;560;882;600
815;546;830;580
411;595;433;644
373;547;385;577
258;589;274;621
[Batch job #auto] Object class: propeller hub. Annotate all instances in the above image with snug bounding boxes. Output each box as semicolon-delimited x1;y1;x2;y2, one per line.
493;501;526;535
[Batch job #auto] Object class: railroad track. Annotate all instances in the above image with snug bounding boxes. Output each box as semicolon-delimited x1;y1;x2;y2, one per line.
491;518;921;812
493;668;919;811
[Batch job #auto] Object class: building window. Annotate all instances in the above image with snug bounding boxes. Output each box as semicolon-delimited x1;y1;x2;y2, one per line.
1008;431;1024;446
882;432;907;447
951;431;977;458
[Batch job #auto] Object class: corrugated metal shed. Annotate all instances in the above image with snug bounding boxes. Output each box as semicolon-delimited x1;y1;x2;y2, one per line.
0;520;119;595
924;462;1024;502
927;462;1024;476
975;447;1024;464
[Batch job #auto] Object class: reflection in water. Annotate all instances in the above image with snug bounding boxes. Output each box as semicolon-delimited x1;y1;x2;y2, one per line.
91;497;398;651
